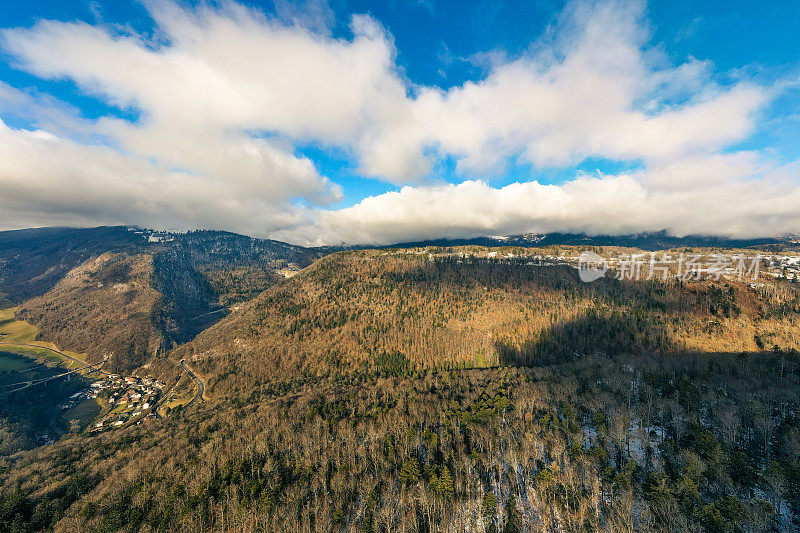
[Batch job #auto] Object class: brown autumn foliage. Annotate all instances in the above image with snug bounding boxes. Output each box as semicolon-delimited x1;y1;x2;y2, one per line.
17;253;166;372
2;350;799;532
1;248;799;532
179;250;800;392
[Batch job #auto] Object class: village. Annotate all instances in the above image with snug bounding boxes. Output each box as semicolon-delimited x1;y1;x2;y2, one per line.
60;374;166;431
395;247;800;283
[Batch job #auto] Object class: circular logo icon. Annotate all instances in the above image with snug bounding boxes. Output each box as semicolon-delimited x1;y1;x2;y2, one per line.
577;251;608;282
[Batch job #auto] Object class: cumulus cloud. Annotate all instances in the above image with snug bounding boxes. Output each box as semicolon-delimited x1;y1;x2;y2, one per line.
0;0;797;243
356;0;766;179
0;118;312;234
276;162;800;245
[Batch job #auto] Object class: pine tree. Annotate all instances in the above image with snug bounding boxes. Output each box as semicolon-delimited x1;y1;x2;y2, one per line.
482;492;498;516
503;495;523;533
399;457;421;486
437;466;454;500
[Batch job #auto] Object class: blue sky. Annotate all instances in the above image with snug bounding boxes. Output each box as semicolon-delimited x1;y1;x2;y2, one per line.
0;0;799;243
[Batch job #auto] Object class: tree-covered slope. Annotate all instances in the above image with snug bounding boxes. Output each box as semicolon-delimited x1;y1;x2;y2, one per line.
180;249;800;392
16;253;166;372
0;227;326;372
1;247;799;532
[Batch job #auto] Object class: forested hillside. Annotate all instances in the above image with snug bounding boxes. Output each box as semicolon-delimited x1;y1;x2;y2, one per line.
0;227;324;372
0;227;147;302
16;253;166;372
164;229;323;306
1;247;799;532
181;250;800;390
0;226;322;306
1;352;798;532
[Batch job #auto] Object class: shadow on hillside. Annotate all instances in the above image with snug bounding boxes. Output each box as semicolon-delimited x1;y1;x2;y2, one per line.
383;259;692;314
153;249;229;345
496;312;675;367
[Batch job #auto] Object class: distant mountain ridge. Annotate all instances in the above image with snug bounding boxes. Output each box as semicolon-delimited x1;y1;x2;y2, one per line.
0;226;147;302
2;226;796;305
0;226;324;371
385;230;795;251
0;226;320;303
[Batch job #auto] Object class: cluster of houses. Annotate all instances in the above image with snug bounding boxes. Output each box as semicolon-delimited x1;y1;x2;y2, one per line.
89;374;165;431
766;255;800;281
399;247;800;283
398;247;570;265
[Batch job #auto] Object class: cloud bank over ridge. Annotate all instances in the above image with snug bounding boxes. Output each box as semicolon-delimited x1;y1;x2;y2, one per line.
0;0;798;244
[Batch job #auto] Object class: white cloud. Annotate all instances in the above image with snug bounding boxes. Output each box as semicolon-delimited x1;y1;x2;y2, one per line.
0;0;797;243
277;160;800;245
0;118;315;234
358;0;766;179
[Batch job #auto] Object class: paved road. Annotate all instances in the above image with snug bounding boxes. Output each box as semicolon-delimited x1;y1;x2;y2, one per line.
0;342;108;375
0;342;108;395
180;359;205;408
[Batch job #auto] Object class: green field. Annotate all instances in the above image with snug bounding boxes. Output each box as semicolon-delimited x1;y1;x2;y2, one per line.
63;399;101;431
0;308;89;369
0;307;38;343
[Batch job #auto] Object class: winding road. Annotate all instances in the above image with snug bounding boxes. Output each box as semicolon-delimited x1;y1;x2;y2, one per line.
180;359;205;407
2;340;205;419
